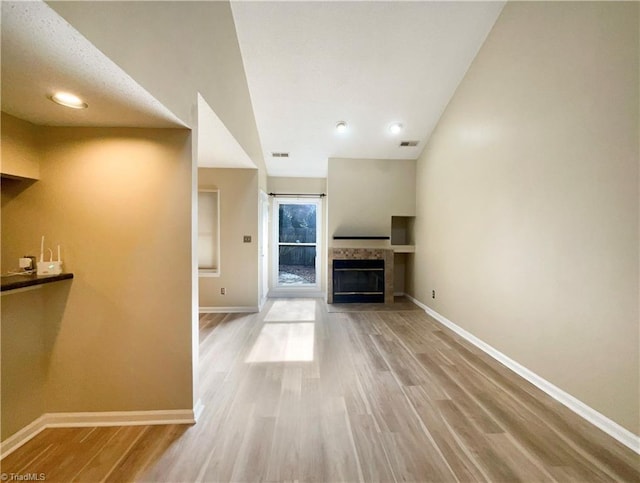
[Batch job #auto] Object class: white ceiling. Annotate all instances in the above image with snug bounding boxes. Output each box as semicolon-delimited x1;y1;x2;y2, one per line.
0;1;185;128
231;1;505;178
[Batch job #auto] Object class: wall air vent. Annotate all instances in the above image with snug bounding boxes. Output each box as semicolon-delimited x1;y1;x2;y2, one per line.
271;152;290;158
399;141;419;147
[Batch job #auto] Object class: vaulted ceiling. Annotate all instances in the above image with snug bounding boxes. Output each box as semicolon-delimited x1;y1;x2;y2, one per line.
1;1;505;178
231;1;505;177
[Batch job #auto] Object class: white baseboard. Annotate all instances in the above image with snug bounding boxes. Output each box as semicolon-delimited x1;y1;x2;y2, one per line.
193;399;205;422
199;306;258;313
404;294;640;454
394;292;405;297
0;414;48;460
258;294;268;311
0;408;197;460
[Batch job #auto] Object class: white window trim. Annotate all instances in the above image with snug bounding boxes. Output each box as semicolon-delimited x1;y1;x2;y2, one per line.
270;197;322;294
198;188;221;278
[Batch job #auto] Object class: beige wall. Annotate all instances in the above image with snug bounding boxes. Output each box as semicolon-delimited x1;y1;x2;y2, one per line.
267;177;327;294
0;113;40;180
267;177;326;196
327;158;416;249
1;289;46;440
199;168;259;308
412;2;639;434
1;123;194;439
328;158;416;294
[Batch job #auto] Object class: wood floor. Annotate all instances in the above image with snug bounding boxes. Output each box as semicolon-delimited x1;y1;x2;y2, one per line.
2;298;638;482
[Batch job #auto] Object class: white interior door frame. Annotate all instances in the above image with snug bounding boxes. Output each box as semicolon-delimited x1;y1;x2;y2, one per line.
258;191;269;309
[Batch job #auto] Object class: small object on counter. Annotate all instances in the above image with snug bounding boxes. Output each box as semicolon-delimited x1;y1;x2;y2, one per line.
37;260;63;276
37;236;64;275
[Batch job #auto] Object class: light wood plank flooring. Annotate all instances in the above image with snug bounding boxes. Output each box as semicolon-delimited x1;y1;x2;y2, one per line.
2;298;638;482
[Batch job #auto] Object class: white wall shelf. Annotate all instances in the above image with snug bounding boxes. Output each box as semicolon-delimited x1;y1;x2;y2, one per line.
392;245;415;253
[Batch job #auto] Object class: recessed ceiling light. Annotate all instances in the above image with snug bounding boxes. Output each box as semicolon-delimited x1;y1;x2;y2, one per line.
389;123;403;134
49;92;88;109
335;121;348;133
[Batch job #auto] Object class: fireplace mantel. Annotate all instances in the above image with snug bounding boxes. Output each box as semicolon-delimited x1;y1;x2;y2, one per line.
328;248;394;304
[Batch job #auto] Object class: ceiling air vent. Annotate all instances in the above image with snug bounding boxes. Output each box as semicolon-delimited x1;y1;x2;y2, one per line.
399;141;419;147
271;152;289;158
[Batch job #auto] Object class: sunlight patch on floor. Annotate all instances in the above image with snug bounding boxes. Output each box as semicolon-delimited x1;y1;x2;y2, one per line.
245;322;315;363
264;299;316;322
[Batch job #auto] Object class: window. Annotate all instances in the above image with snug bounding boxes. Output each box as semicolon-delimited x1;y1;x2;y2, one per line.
198;189;220;276
272;198;322;291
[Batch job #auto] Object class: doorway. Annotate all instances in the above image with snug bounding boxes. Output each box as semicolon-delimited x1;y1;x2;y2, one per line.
272;198;322;294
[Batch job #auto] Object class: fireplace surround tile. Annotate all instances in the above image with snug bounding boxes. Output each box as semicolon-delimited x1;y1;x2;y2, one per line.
328;248;394;304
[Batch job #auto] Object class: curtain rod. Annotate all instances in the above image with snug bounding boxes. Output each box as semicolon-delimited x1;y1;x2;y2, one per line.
268;192;326;198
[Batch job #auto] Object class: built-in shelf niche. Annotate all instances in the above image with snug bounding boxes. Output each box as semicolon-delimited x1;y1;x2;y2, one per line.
391;216;415;294
391;216;415;246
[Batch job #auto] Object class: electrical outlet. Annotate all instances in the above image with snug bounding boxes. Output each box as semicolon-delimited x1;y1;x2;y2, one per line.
221;288;226;295
432;290;436;299
243;235;252;243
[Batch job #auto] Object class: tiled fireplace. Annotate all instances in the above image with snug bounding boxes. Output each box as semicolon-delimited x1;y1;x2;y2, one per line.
328;248;394;304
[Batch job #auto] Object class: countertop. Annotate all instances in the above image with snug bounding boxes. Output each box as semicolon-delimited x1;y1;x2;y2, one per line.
1;272;74;292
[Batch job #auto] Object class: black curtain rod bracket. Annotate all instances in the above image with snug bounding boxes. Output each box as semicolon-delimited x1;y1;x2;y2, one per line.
268;192;326;198
333;236;390;240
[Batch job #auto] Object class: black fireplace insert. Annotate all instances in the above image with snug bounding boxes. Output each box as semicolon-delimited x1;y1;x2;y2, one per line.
332;259;384;303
